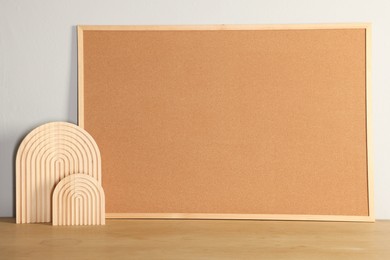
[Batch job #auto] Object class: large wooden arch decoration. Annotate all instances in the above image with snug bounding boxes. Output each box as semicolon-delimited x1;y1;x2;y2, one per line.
16;122;102;224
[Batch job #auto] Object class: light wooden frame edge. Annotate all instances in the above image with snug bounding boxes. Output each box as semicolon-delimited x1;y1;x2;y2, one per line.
105;213;372;222
365;24;375;222
77;23;374;222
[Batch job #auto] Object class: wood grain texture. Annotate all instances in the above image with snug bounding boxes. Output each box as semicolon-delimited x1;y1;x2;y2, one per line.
16;122;101;224
1;218;389;259
365;25;375;219
105;213;373;222
78;24;372;221
78;23;371;31
77;26;85;128
52;174;105;226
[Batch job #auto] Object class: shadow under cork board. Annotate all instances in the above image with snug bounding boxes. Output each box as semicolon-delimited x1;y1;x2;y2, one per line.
77;24;373;222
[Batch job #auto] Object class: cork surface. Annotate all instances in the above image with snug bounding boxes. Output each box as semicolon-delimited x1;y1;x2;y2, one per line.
81;28;368;216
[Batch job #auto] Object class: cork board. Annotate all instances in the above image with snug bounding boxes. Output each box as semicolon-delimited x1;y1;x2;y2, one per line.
78;24;373;222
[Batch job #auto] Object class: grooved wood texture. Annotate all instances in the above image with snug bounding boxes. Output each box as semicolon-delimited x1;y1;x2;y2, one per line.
52;174;105;226
16;122;101;224
78;25;372;221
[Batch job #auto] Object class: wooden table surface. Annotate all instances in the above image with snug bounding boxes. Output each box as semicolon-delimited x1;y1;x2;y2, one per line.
0;218;389;259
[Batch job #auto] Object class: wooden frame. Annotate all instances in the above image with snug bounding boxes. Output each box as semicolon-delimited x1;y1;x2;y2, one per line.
78;24;373;222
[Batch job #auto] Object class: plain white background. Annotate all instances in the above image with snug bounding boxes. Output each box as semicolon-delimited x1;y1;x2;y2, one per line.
1;0;389;219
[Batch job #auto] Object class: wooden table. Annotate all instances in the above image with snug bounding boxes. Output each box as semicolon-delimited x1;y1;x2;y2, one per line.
1;218;389;259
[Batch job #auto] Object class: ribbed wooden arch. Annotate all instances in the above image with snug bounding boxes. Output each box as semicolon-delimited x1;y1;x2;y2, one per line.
16;122;101;224
52;174;105;226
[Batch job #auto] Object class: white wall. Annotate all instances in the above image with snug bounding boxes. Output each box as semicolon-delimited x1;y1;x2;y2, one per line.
1;0;389;219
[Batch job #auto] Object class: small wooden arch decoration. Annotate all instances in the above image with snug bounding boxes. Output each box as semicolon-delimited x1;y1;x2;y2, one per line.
52;174;105;226
16;122;101;224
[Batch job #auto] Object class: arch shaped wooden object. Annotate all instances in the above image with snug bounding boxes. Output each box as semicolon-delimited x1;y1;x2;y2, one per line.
52;174;105;226
16;122;101;224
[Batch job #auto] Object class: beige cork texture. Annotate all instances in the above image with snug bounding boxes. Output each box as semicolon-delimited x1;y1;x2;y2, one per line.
78;25;373;221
